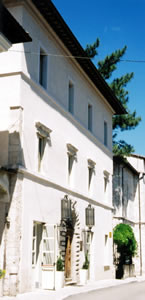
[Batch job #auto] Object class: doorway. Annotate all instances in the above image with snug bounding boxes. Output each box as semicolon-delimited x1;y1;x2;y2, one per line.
65;227;74;280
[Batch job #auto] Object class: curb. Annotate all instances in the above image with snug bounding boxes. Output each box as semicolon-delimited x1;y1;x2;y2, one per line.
0;277;145;300
60;277;145;300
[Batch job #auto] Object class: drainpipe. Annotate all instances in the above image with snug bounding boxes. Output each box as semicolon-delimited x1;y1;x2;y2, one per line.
138;175;143;276
138;172;145;276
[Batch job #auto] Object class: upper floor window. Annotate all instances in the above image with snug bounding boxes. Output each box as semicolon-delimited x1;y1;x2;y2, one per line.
104;121;108;146
39;48;47;89
38;136;46;172
104;234;110;266
36;122;52;172
67;143;78;186
104;170;110;202
88;159;96;192
88;104;93;131
68;81;74;114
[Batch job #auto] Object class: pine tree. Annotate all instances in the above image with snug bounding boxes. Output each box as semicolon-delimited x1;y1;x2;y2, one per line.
85;39;141;156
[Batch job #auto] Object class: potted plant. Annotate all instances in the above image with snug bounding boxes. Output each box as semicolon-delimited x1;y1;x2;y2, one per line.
80;253;89;285
42;256;64;290
55;256;64;290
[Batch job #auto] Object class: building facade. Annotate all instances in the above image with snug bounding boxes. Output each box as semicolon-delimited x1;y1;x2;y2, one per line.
113;155;145;277
0;0;125;296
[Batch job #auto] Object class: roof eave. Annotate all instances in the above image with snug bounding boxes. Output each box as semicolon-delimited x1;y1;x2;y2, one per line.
31;0;126;115
0;3;32;44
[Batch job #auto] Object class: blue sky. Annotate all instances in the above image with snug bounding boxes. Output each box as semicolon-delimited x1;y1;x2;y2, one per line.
52;0;145;156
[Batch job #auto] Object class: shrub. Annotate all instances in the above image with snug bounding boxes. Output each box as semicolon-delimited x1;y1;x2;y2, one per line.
82;253;89;270
56;256;64;271
113;223;137;264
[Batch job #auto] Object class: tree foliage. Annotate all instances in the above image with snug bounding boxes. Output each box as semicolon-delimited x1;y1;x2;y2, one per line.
113;223;137;262
85;39;141;156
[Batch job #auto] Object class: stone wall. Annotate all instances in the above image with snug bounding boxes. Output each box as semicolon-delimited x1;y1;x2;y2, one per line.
3;173;23;296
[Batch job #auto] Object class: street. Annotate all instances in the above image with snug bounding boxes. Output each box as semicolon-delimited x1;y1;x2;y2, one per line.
66;282;145;300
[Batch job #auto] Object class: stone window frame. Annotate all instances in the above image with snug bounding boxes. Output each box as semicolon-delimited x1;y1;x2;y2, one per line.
103;170;110;198
35;122;52;172
67;143;78;183
87;159;96;190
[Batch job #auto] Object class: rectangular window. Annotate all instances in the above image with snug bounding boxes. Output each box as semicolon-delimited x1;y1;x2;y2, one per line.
32;222;42;267
104;121;108;146
88;167;93;190
38;136;46;172
67;143;78;186
104;234;109;266
104;171;109;202
32;223;37;266
42;225;54;266
68;154;74;177
39;48;47;89
68;81;74;114
88;159;95;193
104;176;108;193
88;104;92;131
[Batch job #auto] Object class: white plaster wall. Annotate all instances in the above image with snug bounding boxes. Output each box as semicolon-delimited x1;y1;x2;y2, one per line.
0;4;114;206
19;76;112;206
3;4;113;150
19;175;114;292
0;2;115;293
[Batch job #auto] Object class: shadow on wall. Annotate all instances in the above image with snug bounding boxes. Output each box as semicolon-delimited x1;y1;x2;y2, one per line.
113;161;138;217
23;40;112;159
0;130;26;296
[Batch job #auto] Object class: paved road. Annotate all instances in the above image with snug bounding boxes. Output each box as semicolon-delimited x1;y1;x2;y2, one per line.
65;281;145;300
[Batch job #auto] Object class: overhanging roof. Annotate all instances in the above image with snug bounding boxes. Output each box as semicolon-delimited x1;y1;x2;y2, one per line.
0;3;32;44
113;156;139;176
31;0;126;115
130;153;145;160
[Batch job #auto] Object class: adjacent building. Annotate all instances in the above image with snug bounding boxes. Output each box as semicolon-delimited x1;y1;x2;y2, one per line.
113;155;145;277
0;0;125;296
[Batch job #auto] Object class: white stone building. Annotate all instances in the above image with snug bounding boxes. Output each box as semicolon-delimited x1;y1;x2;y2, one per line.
128;154;145;276
113;155;145;277
0;0;125;296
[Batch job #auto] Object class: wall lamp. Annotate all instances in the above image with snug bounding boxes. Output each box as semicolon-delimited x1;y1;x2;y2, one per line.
85;204;95;230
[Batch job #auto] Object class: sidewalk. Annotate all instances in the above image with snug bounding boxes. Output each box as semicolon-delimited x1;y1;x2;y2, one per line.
1;276;145;300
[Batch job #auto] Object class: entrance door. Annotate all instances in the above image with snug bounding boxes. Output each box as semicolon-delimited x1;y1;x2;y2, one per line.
32;222;43;288
41;224;57;289
65;235;72;279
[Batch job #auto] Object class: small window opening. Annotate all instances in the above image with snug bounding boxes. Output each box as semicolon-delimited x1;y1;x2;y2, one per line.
39;48;47;89
104;121;108;146
88;104;92;131
68;81;74;114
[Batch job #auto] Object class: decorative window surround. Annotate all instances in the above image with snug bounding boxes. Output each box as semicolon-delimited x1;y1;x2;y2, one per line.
103;170;110;180
88;159;95;191
88;159;96;170
67;143;78;158
35;122;52;139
